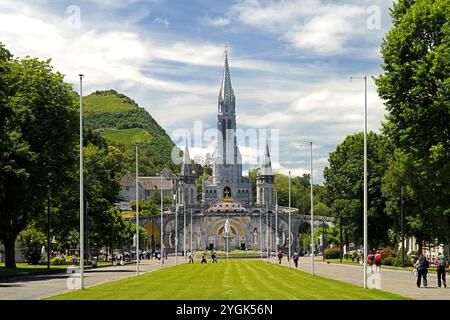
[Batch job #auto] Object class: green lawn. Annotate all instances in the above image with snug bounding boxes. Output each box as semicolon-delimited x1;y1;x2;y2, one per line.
47;260;407;300
0;263;69;278
0;261;116;278
101;128;152;146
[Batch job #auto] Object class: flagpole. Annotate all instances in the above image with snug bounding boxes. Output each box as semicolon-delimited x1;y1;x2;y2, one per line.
174;192;178;266
79;74;84;290
288;170;291;268
160;174;163;269
310;141;314;275
136;145;140;276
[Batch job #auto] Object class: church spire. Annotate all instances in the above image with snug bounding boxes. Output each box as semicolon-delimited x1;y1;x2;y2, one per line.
260;139;273;176
181;143;193;177
218;49;235;108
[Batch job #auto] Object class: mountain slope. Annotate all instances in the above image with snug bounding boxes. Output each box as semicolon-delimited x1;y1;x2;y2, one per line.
83;90;179;175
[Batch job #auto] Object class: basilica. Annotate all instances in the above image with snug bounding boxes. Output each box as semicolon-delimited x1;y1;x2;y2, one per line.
120;52;324;253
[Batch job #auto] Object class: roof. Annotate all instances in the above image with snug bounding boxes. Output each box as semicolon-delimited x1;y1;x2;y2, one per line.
207;198;247;213
120;172;174;190
138;177;173;190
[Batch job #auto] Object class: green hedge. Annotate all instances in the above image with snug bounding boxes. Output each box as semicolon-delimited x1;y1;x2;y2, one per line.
324;248;341;259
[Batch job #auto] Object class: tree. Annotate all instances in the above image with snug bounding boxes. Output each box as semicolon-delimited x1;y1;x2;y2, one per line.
324;132;393;249
18;225;46;265
375;0;450;253
0;44;78;268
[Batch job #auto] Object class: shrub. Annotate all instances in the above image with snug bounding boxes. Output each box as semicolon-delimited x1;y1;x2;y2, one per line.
50;257;64;265
382;256;396;266
379;247;396;259
324;248;341;259
18;226;46;265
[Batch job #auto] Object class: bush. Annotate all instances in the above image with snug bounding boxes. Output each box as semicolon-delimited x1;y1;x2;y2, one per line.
324;248;341;259
50;257;64;265
379;247;396;259
18;226;46;265
382;256;396;266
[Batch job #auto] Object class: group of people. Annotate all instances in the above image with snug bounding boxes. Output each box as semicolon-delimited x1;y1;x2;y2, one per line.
187;250;218;264
276;250;300;268
368;249;448;288
412;253;447;288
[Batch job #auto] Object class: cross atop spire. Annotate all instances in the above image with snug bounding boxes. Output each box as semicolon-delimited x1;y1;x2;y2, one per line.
260;138;273;176
218;49;235;108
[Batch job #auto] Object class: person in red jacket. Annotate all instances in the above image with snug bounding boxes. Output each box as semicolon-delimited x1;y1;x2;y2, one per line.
375;250;382;273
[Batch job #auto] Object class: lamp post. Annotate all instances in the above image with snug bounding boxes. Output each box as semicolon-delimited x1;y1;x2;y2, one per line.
288;170;291;268
135;145;140;276
275;190;278;255
79;74;85;290
174;191;178;266
350;75;368;288
47;186;51;271
160;173;164;269
266;201;269;262
260;206;263;259
401;187;405;268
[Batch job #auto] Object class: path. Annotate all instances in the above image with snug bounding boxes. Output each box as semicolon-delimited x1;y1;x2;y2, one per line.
269;256;449;300
0;257;183;300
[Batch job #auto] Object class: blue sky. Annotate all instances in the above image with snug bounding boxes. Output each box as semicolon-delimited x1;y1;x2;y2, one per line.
0;0;395;183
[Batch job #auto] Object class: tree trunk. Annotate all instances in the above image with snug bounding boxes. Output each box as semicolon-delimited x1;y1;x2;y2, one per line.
4;236;17;268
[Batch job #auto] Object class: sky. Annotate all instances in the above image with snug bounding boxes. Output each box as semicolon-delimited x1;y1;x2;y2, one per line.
0;0;395;184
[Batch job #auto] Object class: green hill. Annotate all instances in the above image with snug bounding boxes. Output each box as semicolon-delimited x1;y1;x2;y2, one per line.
83;90;179;175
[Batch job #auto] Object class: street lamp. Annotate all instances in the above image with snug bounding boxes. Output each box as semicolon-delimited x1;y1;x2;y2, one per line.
299;142;314;274
401;187;405;268
288;170;291;268
135;144;140;276
350;75;368;288
79;74;85;290
160;173;164;269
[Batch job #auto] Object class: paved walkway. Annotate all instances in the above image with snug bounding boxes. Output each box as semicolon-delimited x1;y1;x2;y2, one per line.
269;256;449;300
0;257;183;300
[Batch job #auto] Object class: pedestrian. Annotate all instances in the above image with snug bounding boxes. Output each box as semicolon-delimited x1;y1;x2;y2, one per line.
292;250;300;268
367;251;376;273
434;252;447;288
188;250;194;263
201;253;207;264
277;250;283;264
211;251;218;263
375;250;382;273
416;254;429;288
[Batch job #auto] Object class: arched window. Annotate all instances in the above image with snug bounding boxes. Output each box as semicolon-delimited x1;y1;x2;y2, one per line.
224;186;231;198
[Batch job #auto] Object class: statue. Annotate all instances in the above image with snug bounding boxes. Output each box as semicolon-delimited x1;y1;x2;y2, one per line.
253;228;258;245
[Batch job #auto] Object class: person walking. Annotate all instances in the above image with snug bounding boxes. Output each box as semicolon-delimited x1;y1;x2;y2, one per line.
367;251;376;274
375;250;382;273
201;253;207;264
188;250;194;263
211;251;218;263
434;252;447;288
292;250;300;268
277;250;283;264
416;254;429;288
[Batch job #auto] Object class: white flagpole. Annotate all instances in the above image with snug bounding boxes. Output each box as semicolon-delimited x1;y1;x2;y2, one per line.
275;190;278;255
79;74;84;289
160;174;163;269
310;141;314;275
288;171;291;268
136;145;140;276
174;192;178;266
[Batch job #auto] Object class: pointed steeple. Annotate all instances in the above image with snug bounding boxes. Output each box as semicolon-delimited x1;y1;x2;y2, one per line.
181;143;193;177
260;139;273;176
218;50;235;107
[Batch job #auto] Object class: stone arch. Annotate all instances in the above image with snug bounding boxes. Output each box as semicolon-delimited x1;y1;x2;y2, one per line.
144;221;161;251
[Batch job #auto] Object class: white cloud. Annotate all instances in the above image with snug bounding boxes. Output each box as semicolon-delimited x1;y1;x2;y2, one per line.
229;0;380;55
202;16;231;27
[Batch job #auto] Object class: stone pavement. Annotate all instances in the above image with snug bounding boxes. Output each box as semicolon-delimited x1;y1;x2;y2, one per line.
269;256;450;300
0;257;183;300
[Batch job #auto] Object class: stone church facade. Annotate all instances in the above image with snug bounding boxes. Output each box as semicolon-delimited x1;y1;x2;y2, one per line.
122;52;331;253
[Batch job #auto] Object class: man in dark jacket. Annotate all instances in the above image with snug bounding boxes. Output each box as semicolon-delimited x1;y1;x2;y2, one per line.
416;254;429;288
